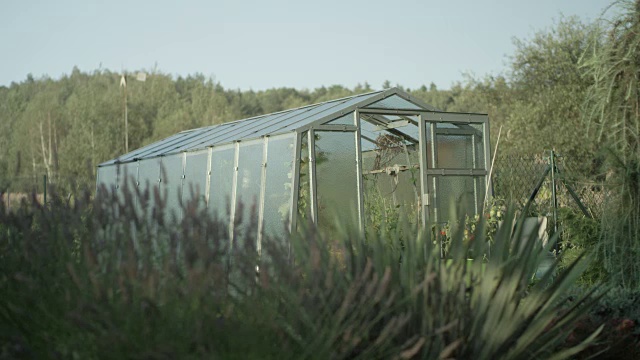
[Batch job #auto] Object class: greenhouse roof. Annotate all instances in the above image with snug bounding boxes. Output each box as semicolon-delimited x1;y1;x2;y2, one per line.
99;87;436;166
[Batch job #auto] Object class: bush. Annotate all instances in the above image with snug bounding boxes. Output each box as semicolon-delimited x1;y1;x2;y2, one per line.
558;287;640;359
0;187;603;359
558;207;606;286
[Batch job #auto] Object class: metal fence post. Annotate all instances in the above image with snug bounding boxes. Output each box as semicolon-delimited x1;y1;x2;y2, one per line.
549;150;559;253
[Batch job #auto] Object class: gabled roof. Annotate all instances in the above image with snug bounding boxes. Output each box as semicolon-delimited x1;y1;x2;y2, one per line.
99;87;435;166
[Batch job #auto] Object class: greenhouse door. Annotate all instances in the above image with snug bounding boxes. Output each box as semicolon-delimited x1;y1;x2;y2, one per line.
418;113;491;226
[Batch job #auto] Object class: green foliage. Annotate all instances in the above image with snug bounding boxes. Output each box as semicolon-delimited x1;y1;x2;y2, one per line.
581;0;640;288
363;186;401;237
0;188;605;359
560;287;640;359
590;287;640;328
438;196;507;258
558;207;606;286
0;73;373;193
505;16;601;159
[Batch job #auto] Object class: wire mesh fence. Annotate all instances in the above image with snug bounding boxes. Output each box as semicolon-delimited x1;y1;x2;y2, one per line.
492;152;607;219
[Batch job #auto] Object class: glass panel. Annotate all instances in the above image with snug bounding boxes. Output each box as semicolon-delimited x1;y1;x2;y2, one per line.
160;154;184;223
206;117;276;147
436;123;458;129
364;94;422;110
472;125;486;169
361;116;420;147
209;145;236;226
141;128;211;159
117;162;138;191
435;176;485;224
120;130;197;162
256;93;383;137
137;158;161;218
171;122;238;153
116;132;184;162
361;135;421;228
97;165;117;195
315;131;358;232
436;134;474;169
324;113;354;125
234;140;263;242
214;108;310;145
116;162;138;209
262;135;295;241
183;150;209;210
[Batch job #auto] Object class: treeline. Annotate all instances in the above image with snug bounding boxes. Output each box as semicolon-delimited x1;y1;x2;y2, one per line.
0;15;614;193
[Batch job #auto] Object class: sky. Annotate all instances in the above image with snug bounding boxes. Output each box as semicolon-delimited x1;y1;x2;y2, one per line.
1;0;611;91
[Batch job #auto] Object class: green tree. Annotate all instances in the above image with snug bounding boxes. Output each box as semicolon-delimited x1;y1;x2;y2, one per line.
504;16;600;159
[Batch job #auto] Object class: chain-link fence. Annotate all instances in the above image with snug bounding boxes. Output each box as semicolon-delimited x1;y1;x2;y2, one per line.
492;152;608;219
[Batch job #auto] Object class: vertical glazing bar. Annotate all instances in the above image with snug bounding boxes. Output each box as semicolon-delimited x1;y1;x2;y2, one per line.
156;157;162;184
229;142;240;246
289;132;302;235
308;130;318;224
133;161;140;214
257;137;269;256
204;147;213;207
482;120;493;198
354;110;365;232
95;167;100;193
115;163;121;191
430;122;439;223
418;114;429;227
179;152;186;218
471;135;479;214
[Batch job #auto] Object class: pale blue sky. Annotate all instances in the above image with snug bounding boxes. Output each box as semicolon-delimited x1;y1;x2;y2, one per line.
1;0;609;90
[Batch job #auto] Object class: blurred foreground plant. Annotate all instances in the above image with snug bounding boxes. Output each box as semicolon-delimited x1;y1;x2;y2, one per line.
0;186;604;359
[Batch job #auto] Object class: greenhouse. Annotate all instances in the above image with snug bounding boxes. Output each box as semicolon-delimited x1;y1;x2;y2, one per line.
97;87;491;243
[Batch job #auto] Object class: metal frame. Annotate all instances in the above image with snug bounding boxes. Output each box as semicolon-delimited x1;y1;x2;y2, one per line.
360;114;420;144
307;130;318;224
256;137;269;256
289;132;302;235
482;121;493;197
429;122;439;223
229;141;240;246
180;148;211;210
354;109;365;232
204;147;213;207
175;152;186;218
314;124;358;132
418;114;429;226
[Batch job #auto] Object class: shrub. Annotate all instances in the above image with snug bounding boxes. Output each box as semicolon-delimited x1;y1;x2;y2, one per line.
557;207;606;286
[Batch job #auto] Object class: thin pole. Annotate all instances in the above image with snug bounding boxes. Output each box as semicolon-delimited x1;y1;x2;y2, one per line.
124;82;128;153
550;150;559;253
483;125;502;212
43;174;47;205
